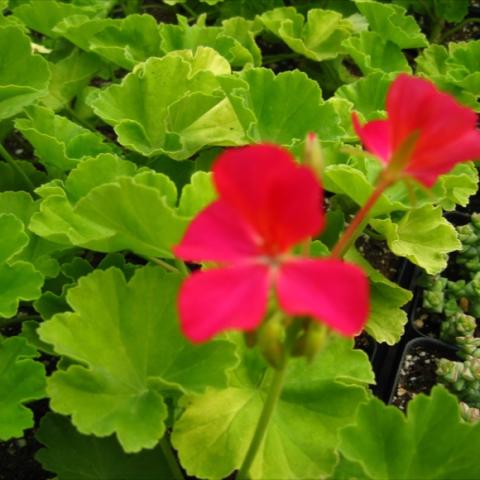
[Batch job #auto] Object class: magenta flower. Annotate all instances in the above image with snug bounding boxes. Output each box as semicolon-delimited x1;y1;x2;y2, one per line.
353;74;480;187
174;145;369;343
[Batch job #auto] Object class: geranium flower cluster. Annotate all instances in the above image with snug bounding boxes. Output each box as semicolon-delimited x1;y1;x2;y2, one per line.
175;74;480;344
174;144;369;342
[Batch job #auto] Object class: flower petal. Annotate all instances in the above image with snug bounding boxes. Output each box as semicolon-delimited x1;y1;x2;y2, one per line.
409;130;480;187
174;200;260;262
352;113;392;163
178;264;270;342
213;144;324;254
387;74;478;153
275;259;369;336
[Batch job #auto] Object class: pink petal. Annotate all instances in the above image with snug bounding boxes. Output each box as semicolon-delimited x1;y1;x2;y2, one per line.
178;264;270;342
213;144;324;254
387;74;478;153
408;129;480;187
275;259;369;336
174;200;260;263
352;113;392;163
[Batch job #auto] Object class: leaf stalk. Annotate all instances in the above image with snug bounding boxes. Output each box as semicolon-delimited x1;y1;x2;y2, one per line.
236;363;287;480
0;141;36;192
330;176;392;259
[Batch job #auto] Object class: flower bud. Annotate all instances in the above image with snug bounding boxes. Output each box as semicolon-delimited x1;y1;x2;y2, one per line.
292;321;328;362
303;132;323;181
257;317;285;369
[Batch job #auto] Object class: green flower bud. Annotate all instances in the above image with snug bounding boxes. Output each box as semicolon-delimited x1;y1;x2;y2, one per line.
257;317;285;369
292;322;328;362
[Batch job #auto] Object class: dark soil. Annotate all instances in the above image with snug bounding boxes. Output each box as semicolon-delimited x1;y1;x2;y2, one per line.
412;303;443;338
391;344;444;410
354;332;377;360
4;132;34;162
356;235;401;280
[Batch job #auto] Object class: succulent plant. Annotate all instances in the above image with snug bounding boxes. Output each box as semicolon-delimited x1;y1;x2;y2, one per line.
437;357;480;407
460;401;480;423
440;312;476;343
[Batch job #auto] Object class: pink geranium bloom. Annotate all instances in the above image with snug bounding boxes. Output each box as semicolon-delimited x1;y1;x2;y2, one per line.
174;144;369;343
353;74;480;187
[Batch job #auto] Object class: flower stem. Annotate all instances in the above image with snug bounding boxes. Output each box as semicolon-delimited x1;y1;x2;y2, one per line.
330;176;392;259
146;256;181;274
237;364;287;480
0;142;35;192
159;435;185;480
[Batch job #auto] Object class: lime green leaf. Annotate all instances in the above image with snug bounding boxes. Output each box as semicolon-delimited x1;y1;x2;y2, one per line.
53;15;113;51
55;14;162;69
38;267;237;452
346;247;412;344
160;14;261;68
42;49;105;111
342;31;411;75
221;68;344;146
332;455;368;479
370;205;460;274
416;42;480;109
21;320;56;354
323;162;407;217
36;414;177;480
354;0;427;48
177;171;215;217
259;7;353;62
217;0;284;18
30;155;189;258
63;153;137;202
0;209;43;317
340;386;480;479
324;153;474;215
13;0;102;37
81;14;161;69
0;191;65;278
0;26;50;120
394;0;469;23
90;48;247;159
446;41;480;96
286;335;375;386
335;72;391;121
0;336;46;440
221;16;262;65
164;0;224;4
0;159;48;192
172;336;371;479
15;105;113;175
0;213;28;263
431;162;479;211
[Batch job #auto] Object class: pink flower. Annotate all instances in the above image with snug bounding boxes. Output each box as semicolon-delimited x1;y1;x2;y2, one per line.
174;144;369;342
353;74;480;187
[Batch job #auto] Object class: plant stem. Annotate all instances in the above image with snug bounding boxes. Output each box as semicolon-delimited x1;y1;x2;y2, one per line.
429;17;445;43
330;176;392;259
237;364;288;480
159;435;185;480
180;3;197;19
175;259;189;277
147;256;182;274
0;142;35;192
